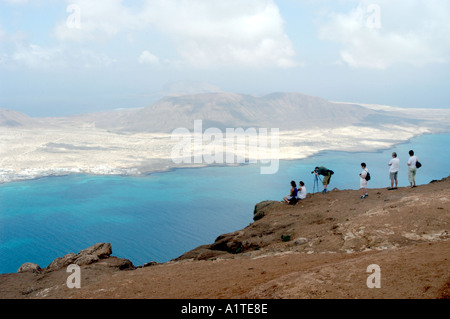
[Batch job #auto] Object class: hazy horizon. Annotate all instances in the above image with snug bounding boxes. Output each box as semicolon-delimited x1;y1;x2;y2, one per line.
1;1;450;117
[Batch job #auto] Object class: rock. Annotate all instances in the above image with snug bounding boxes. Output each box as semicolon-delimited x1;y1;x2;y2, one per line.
211;234;243;253
174;245;227;261
21;286;38;295
94;257;135;270
45;243;114;272
142;262;159;268
78;243;112;259
75;254;99;266
294;237;309;246
114;258;135;270
253;201;277;221
17;263;41;274
46;253;77;272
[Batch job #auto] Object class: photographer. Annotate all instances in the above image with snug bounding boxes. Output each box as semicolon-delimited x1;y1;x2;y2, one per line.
312;166;333;194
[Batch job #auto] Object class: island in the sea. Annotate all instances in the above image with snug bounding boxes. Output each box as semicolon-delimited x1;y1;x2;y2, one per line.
1;92;449;183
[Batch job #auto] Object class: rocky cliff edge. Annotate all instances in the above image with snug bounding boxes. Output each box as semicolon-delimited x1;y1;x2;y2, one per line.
1;177;449;299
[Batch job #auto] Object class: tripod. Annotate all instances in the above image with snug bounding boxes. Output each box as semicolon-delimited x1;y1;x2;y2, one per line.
312;173;322;195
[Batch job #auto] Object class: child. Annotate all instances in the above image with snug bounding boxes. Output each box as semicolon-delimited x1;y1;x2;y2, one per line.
360;163;369;199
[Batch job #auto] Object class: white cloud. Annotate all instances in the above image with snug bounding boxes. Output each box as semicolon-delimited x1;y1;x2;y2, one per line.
53;0;299;69
0;11;116;70
138;51;159;65
53;0;147;42
318;0;450;69
144;0;298;68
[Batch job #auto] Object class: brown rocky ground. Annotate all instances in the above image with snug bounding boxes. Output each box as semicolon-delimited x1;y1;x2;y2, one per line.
1;177;449;299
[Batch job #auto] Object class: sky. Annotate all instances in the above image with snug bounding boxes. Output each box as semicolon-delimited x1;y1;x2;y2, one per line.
0;0;449;117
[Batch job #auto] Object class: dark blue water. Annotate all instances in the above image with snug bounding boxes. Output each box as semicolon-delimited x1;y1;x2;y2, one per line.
0;133;449;274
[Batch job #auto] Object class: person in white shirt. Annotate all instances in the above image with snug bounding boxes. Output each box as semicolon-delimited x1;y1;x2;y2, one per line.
388;152;400;190
359;163;369;199
296;181;307;200
407;150;418;188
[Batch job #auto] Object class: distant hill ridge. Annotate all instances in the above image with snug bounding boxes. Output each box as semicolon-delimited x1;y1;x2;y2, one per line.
2;92;450;134
0;92;376;132
103;92;377;132
0;108;39;127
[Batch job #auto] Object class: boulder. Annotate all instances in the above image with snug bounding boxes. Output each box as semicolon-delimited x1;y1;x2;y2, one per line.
17;263;41;274
173;245;226;261
253;201;277;221
94;257;135;270
75;254;99;266
46;253;77;272
142;261;159;268
106;257;134;270
293;237;309;246
78;243;112;258
45;243;114;272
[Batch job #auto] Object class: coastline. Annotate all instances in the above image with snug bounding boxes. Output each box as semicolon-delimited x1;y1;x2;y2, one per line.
1;131;447;185
1;132;449;274
1;131;449;274
1;176;448;299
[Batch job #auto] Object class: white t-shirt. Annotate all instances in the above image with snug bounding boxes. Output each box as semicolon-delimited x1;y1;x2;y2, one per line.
360;169;368;188
297;186;307;200
389;157;400;172
408;155;417;169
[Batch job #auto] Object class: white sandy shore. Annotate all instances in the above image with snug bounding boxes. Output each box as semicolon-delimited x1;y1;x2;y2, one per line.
0;122;433;183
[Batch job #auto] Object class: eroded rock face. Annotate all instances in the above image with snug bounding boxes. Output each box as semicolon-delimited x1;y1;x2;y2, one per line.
78;243;112;259
17;263;41;274
45;243;113;272
253;201;278;221
17;243;134;274
176;177;450;262
46;253;77;272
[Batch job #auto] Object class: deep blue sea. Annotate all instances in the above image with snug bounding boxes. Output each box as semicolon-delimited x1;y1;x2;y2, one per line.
0;133;449;274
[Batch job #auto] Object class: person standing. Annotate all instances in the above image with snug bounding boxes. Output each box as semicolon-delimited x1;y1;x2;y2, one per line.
359;163;369;199
407;150;418;188
388;152;400;190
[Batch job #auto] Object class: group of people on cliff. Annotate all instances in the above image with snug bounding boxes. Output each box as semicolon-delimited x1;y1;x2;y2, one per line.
283;150;421;204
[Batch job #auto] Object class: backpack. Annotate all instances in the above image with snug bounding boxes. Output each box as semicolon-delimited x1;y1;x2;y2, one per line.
365;171;371;181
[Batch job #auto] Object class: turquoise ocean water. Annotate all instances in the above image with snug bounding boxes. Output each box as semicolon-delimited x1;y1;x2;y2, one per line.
0;133;449;274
